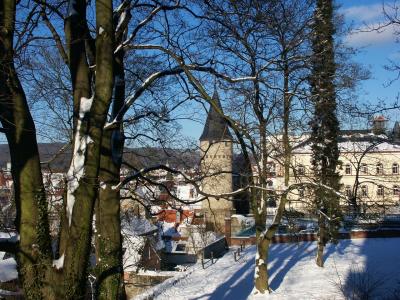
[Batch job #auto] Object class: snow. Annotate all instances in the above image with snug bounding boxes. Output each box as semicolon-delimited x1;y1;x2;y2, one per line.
124;217;158;236
134;238;400;300
294;139;400;154
52;254;65;269
66;95;93;226
100;181;107;190
122;217;162;272
116;11;127;33
0;258;17;282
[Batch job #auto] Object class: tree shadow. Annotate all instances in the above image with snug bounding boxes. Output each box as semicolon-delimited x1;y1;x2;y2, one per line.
324;238;352;264
269;242;313;290
189;257;254;300
339;238;400;300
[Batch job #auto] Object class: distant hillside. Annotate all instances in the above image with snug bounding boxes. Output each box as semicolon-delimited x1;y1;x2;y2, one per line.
0;143;200;172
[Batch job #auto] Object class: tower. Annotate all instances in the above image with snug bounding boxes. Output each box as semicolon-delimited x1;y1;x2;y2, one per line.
199;90;234;232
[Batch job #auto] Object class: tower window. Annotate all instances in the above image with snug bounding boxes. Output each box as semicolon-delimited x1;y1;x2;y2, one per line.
299;187;304;198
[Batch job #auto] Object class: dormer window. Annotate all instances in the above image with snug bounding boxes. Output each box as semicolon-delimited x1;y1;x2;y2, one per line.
393;163;399;174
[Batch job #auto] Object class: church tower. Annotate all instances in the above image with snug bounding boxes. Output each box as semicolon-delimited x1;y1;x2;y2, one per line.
199;90;234;232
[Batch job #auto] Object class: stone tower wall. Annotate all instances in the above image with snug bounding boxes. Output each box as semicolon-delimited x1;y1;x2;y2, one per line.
200;140;233;231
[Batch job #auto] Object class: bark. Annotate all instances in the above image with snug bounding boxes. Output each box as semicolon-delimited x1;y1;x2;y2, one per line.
95;45;126;299
316;213;326;267
254;238;270;294
58;0;114;298
0;1;53;298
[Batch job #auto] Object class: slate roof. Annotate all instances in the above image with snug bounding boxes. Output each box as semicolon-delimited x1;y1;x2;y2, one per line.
199;90;232;141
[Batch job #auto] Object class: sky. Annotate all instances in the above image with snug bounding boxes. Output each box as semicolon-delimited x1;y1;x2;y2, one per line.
338;0;399;102
180;0;400;141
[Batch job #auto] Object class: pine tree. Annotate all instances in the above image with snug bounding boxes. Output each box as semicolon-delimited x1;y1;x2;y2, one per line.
310;0;341;267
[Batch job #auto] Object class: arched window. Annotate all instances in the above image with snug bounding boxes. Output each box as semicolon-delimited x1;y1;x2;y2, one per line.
298;165;305;176
393;163;399;174
377;185;384;197
345;164;352;175
376;163;383;175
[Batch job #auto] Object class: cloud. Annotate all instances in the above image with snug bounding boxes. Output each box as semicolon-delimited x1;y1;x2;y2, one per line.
344;23;397;47
342;4;384;23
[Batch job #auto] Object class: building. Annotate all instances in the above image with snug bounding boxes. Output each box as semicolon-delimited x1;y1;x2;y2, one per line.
199;90;234;231
272;117;400;215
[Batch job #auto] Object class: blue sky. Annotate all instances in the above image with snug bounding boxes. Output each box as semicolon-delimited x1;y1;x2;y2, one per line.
338;0;399;101
180;0;400;140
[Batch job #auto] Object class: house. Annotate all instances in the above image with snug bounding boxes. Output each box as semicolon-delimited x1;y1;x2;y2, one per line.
271;116;400;215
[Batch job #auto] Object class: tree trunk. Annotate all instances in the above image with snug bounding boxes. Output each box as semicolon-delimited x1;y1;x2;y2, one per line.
0;1;54;298
95;18;127;298
254;237;270;294
316;214;326;267
95;129;125;299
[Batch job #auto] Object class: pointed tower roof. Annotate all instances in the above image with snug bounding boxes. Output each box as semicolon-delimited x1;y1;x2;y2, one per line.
393;121;400;133
199;90;233;141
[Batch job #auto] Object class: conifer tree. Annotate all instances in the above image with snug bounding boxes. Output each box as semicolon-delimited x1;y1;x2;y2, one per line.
310;0;341;267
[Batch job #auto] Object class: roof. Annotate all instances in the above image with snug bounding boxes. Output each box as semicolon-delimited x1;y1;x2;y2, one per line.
199;90;233;141
374;115;387;121
292;131;400;154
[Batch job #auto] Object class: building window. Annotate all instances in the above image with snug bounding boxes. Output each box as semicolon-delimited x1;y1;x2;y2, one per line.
393;163;399;174
225;141;229;147
361;185;368;197
376;163;383;175
267;180;273;187
298;165;305;176
299;187;305;198
345;164;352;175
345;185;352;197
377;185;384;197
361;163;368;174
394;185;400;196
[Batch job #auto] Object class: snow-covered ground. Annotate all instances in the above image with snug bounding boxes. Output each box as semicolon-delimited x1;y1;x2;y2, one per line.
135;238;400;300
0;232;17;283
